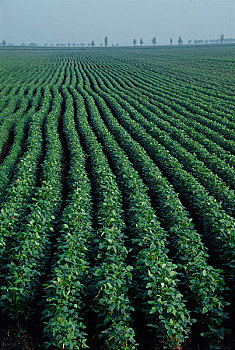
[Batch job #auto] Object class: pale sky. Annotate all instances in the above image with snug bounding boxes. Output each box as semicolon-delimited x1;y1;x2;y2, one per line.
0;0;234;46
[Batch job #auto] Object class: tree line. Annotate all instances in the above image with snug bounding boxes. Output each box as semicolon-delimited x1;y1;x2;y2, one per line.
0;34;230;48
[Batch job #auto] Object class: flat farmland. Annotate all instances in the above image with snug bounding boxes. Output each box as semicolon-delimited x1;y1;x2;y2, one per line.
0;46;234;350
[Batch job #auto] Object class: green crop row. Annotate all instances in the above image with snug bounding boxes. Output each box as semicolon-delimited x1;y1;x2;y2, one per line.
0;89;52;262
0;84;62;323
81;63;235;217
89;56;234;155
74;62;228;343
71;80;192;348
0;85;45;201
0;48;233;349
71;82;137;349
84;72;234;272
89;60;235;177
0;63;53;126
100;57;234;127
42;84;92;350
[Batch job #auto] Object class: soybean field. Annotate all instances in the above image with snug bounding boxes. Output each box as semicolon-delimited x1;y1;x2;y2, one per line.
0;46;234;350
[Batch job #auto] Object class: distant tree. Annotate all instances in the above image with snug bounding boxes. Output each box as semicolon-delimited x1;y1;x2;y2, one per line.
104;36;108;47
44;43;48;47
133;38;137;47
73;43;76;47
68;42;71;47
220;33;224;44
170;37;173;45
50;43;54;47
188;40;192;45
178;36;183;45
56;43;60;47
140;38;143;46
80;43;85;47
152;37;157;46
2;39;6;46
91;40;95;47
116;42;119;47
209;39;220;44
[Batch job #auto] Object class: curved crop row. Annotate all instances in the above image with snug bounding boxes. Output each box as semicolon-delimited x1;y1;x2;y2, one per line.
82;63;235;217
0;85;62;325
74;62;228;343
42;85;93;350
88;60;235;176
97;57;234;128
71;82;192;348
0;88;52;262
90;57;234;155
0;63;54;126
82;69;234;276
0;90;42;201
65;64;137;349
0;48;233;349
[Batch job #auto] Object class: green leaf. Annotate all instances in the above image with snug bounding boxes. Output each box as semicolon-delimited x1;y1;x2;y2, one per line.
126;265;133;271
150;307;156;314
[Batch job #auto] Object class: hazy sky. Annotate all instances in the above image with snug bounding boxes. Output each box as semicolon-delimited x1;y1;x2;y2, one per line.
0;0;234;46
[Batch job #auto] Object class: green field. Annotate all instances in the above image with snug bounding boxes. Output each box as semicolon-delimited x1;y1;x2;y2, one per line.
0;46;234;349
